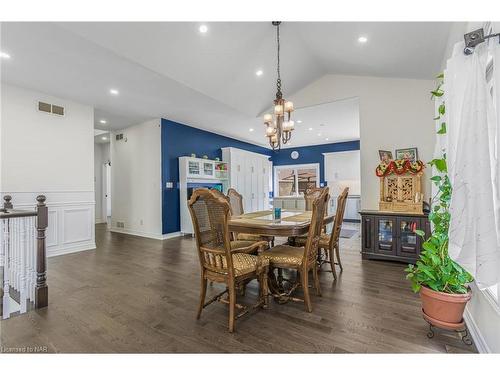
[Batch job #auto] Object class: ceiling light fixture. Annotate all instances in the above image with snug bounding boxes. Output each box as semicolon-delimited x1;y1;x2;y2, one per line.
297;120;302;123
325;138;329;141
256;70;263;76
109;88;119;95
358;36;368;43
308;127;313;131
249;128;254;132
100;119;107;124
199;25;208;33
102;137;107;140
263;21;295;151
0;51;11;59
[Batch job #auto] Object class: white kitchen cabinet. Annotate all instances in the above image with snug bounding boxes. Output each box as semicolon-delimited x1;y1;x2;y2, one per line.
272;197;305;211
222;147;271;213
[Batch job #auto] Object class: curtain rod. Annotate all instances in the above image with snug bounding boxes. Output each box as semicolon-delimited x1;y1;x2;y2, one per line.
464;28;500;55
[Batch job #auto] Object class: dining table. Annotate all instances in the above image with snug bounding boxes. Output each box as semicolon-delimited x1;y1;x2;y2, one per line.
228;209;334;237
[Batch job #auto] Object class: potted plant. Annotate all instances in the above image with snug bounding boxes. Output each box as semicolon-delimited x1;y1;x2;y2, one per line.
405;74;473;330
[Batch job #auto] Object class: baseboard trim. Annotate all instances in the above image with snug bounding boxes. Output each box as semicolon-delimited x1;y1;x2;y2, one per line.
95;218;107;224
109;227;165;240
464;306;490;353
162;231;182;240
48;242;96;258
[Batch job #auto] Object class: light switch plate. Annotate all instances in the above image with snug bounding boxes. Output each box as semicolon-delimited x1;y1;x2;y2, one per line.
166;182;173;188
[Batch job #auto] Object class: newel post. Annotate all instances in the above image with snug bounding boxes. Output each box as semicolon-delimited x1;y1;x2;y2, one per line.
3;195;13;209
35;195;48;308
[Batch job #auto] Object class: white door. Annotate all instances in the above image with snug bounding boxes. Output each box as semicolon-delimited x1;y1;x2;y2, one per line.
104;163;112;219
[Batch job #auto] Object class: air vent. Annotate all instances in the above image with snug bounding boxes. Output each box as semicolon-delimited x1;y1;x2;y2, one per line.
115;134;124;141
38;101;65;116
52;105;64;116
38;101;51;113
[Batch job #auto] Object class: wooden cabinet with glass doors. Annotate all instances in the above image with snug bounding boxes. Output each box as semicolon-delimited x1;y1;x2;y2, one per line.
360;210;430;264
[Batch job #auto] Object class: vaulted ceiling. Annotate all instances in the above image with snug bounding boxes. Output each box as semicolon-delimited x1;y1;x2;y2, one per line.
1;22;455;147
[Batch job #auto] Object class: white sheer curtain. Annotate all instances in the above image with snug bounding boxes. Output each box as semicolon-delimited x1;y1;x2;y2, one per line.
442;39;500;290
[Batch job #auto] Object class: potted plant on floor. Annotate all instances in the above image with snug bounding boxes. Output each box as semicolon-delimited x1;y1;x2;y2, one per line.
405;74;473;331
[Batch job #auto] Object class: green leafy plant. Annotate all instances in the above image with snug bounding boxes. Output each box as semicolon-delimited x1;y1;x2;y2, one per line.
405;74;473;294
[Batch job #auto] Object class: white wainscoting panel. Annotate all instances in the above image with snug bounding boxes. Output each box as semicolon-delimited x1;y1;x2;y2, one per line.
1;191;96;257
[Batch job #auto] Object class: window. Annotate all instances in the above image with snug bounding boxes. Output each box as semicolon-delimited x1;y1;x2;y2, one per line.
274;164;320;197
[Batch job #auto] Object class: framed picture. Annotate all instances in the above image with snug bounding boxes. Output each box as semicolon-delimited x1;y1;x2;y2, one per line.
378;150;393;163
395;147;418;162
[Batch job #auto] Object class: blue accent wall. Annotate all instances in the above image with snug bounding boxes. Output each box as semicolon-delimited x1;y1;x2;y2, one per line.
161;117;360;234
271;141;360;186
161;118;272;234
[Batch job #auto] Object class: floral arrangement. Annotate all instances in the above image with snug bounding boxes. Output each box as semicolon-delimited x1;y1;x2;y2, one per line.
375;159;425;177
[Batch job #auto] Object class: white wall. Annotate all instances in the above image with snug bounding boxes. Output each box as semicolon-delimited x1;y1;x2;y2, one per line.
1;83;95;256
289;74;435;210
94;142;110;223
110;119;162;239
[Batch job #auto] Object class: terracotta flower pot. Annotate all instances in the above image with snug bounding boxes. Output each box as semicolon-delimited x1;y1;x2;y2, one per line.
420;286;471;329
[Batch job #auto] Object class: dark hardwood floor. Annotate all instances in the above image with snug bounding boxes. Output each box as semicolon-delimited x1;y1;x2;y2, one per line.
0;223;476;353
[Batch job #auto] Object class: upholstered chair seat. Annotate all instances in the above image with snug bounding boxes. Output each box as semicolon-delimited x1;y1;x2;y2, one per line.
222;253;270;276
294;233;330;248
260;244;304;267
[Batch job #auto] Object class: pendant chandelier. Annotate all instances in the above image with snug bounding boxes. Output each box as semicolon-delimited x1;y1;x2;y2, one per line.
263;21;294;151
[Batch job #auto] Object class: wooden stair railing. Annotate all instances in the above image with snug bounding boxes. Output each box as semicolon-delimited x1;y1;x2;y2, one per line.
0;195;48;319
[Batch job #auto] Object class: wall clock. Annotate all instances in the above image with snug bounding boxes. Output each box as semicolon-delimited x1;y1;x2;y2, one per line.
291;151;299;160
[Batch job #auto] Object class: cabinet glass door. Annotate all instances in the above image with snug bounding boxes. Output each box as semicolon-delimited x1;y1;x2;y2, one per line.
398;218;420;257
375;217;396;255
378;219;393;242
203;162;214;177
188;160;201;176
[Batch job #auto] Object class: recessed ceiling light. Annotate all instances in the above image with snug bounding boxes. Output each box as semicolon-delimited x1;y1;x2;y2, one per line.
199;25;208;33
308;127;313;131
109;88;119;95
0;51;11;59
255;70;263;77
102;137;107;140
358;36;368;43
100;119;107;124
325;138;329;141
297;120;302;123
317;133;322;137
249;128;254;132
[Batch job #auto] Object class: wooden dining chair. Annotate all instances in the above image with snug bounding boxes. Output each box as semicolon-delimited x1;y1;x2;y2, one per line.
304;187;325;211
294;187;349;279
261;187;329;312
289;186;328;244
188;188;269;333
226;188;275;247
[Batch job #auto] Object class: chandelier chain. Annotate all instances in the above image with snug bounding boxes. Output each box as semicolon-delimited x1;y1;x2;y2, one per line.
276;22;282;97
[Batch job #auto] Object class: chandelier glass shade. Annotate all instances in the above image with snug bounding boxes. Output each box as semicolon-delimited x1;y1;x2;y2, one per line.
264;21;294;150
